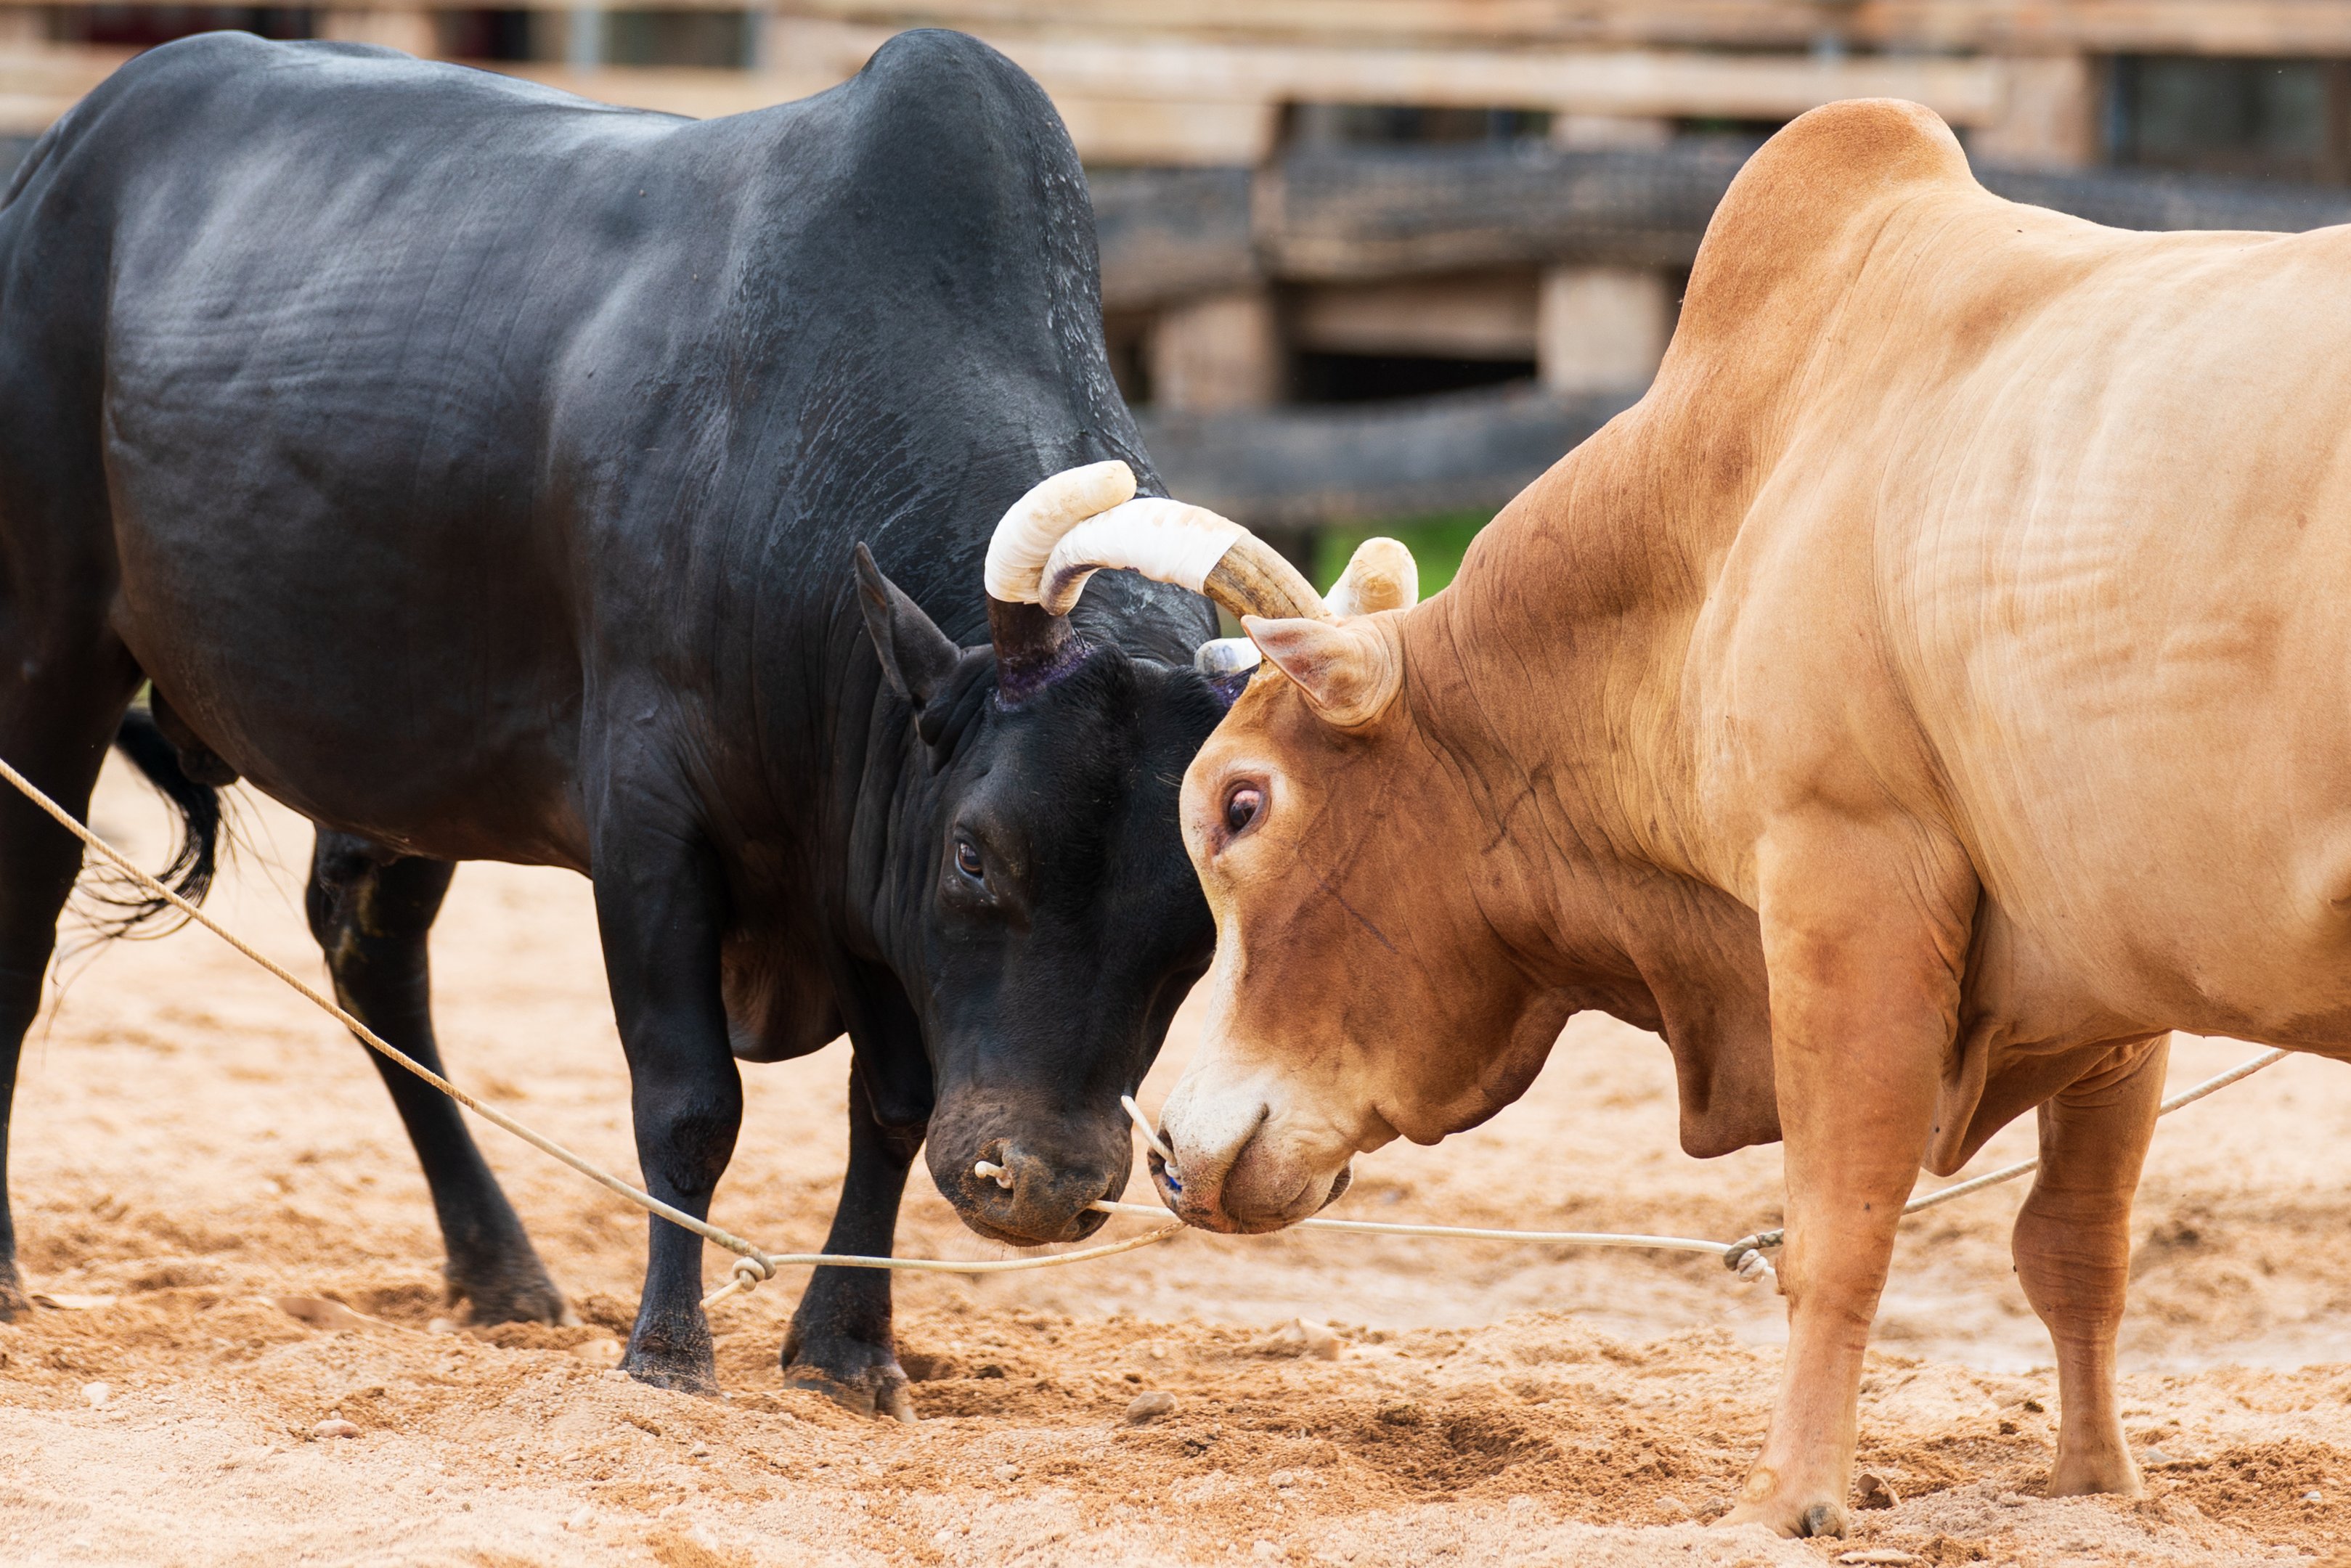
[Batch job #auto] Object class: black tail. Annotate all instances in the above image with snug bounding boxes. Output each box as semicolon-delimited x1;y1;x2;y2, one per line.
99;706;222;932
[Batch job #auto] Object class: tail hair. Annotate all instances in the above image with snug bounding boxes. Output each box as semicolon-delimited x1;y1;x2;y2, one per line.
91;705;223;936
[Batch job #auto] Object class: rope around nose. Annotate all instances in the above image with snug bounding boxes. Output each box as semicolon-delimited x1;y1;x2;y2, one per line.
2;754;2286;1317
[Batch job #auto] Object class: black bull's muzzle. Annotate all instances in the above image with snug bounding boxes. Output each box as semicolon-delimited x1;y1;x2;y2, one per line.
924;1096;1134;1246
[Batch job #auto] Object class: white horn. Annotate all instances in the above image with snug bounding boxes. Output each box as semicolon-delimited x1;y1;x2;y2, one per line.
984;460;1138;605
1038;497;1328;622
1326;536;1419;617
1039;499;1244;616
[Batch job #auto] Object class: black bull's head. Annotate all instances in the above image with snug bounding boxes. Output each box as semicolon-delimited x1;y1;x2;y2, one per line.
847;462;1331;1246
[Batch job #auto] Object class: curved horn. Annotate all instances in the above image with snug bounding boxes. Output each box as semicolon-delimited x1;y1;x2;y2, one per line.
984;460;1138;701
1038;498;1327;622
985;460;1138;605
1325;536;1419;617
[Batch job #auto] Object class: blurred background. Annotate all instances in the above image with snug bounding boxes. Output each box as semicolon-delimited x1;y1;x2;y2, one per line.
9;1;2351;588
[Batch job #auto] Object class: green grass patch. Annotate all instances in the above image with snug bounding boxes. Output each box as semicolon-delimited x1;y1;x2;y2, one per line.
1312;510;1492;597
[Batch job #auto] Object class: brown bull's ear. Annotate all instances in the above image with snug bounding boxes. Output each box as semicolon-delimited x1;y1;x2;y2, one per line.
854;543;962;707
1240;615;1401;729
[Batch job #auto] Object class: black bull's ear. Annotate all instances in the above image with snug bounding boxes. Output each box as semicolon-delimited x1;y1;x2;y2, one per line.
854;543;961;708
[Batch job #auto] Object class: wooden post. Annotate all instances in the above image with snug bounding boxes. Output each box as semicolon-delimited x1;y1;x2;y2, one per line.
315;9;439;57
568;3;605;72
1148;290;1282;413
1550;114;1671;149
1973;54;2099;168
1537;266;1671;395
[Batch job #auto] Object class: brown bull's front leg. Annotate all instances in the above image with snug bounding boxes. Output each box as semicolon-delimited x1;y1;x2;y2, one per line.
2014;1033;2167;1498
1724;824;1974;1539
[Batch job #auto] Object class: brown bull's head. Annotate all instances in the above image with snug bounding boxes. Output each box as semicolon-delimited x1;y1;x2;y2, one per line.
1158;572;1596;1231
995;478;1584;1230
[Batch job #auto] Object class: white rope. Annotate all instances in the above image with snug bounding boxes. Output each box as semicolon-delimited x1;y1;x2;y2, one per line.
1717;1046;2291;1267
7;750;2289;1321
0;754;1183;1308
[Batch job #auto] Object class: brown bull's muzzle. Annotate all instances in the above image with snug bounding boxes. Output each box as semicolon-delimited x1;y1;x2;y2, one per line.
1149;1081;1356;1234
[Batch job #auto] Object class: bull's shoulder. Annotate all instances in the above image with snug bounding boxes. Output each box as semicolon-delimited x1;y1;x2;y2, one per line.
1674;99;1979;356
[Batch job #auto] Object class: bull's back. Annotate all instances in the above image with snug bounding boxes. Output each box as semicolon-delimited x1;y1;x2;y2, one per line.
1769;188;2351;1047
4;36;723;860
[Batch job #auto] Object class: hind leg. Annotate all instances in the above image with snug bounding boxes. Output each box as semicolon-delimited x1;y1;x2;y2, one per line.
2013;1034;2167;1498
306;830;567;1324
0;670;139;1318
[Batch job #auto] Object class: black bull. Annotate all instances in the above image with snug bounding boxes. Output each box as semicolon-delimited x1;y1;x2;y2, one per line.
0;30;1229;1408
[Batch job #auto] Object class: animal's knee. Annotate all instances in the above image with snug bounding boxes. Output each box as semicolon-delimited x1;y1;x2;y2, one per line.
305;833;386;951
306;834;452;957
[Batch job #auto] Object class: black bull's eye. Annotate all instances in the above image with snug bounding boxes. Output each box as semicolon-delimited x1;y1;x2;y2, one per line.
1224;785;1264;834
955;838;984;880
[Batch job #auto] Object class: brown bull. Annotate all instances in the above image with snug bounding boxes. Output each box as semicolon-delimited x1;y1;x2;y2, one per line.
990;98;2351;1535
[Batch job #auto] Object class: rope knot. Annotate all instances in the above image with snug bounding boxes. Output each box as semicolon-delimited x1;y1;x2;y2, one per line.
1723;1230;1782;1287
699;1252;776;1310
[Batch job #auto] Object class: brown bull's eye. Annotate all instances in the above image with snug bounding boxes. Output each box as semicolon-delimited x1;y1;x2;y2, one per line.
954;838;984;880
1224;785;1264;833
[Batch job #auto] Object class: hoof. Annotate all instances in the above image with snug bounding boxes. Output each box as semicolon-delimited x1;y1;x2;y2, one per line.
1721;1489;1850;1539
0;1267;28;1323
623;1352;721;1397
784;1355;916;1424
781;1335;907;1419
1799;1502;1850;1539
447;1249;570;1328
2047;1455;2143;1499
623;1320;718;1397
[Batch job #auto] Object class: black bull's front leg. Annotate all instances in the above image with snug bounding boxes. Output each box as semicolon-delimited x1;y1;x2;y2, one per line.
591;774;744;1395
781;1057;927;1421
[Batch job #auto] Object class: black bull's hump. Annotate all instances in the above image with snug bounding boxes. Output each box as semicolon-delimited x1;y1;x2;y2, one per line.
0;29;1221;1389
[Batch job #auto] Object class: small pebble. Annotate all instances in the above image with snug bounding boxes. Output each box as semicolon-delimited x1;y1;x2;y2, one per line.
2305;1489;2324;1503
993;1463;1020;1484
81;1381;110;1409
565;1506;595;1532
1126;1390;1176;1424
309;1418;359;1440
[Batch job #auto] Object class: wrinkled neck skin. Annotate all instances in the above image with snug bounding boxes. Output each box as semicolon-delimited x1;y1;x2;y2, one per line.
1160;188;1882;1228
1384;357;1792;1159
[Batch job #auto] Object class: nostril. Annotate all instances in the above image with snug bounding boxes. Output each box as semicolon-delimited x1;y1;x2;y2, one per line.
971;1139;1015;1192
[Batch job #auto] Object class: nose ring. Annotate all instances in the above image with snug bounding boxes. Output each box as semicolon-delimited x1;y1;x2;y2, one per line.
1121;1094;1182;1188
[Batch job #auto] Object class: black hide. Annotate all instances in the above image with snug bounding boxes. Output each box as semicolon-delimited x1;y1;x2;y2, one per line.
0;29;1222;1408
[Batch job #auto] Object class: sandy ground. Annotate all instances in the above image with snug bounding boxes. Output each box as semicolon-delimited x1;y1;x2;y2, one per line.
5;762;2351;1567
